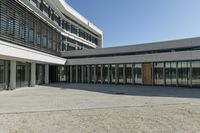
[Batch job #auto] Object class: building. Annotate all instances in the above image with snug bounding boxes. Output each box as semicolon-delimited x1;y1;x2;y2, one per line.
0;0;200;91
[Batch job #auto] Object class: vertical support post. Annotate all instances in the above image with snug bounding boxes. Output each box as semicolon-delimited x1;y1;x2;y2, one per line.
76;65;78;83
81;65;84;83
176;62;178;87
45;64;49;84
31;63;36;87
70;66;72;83
87;65;90;83
94;65;96;84
10;60;16;90
163;62;166;86
142;64;144;85
151;63;154;86
189;61;192;88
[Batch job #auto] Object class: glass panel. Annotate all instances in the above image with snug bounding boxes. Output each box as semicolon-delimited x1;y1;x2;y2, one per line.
89;65;96;83
135;64;142;84
82;66;88;83
118;64;124;84
192;61;200;86
57;66;66;82
178;62;189;86
126;64;132;84
36;64;45;84
96;65;101;83
77;66;82;83
110;64;116;84
103;65;109;83
16;62;30;88
154;63;164;85
72;66;76;83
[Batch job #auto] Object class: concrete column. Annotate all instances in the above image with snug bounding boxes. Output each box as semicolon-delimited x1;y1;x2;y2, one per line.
45;64;49;84
81;65;84;83
94;65;97;84
151;63;154;86
123;64;126;84
30;63;36;87
189;61;192;88
4;61;9;89
87;65;90;83
10;60;16;90
101;65;103;84
76;66;78;83
70;66;72;83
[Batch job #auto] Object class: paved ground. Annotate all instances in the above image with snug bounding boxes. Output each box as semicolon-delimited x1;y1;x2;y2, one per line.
0;83;200;132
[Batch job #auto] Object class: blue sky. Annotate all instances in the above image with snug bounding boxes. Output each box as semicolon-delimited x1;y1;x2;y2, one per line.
66;0;200;48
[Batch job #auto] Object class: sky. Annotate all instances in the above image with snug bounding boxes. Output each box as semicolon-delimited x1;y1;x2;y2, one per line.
66;0;200;48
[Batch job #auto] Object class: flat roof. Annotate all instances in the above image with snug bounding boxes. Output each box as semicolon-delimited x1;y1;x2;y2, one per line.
61;37;200;58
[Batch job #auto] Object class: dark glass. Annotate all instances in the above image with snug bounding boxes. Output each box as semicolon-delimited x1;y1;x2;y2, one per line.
110;64;116;84
103;65;109;83
77;66;82;83
192;61;200;86
82;66;88;83
96;65;101;83
57;66;66;82
126;64;132;84
36;64;45;84
118;64;124;84
72;66;76;83
0;61;5;90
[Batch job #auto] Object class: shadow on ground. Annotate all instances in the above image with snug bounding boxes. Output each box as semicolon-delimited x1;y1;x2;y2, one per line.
42;83;200;99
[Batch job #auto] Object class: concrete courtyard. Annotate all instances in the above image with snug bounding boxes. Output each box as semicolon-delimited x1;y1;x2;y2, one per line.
0;83;200;132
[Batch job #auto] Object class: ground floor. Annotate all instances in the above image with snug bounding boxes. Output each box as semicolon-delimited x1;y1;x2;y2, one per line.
0;59;49;90
50;61;200;88
0;84;200;132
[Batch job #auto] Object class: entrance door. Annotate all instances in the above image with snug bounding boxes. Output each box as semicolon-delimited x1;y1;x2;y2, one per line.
143;63;152;85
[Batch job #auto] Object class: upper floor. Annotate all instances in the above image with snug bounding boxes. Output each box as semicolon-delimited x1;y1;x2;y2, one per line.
0;0;103;57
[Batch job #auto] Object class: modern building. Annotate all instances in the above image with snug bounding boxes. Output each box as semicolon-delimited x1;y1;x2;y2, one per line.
0;0;200;91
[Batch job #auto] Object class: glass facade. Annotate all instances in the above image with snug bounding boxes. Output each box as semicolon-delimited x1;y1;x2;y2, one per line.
154;63;164;85
16;62;31;88
0;0;61;55
135;64;142;84
36;64;45;84
47;61;200;88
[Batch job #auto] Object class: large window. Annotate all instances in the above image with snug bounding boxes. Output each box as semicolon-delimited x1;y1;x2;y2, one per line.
103;65;109;83
36;64;45;84
154;63;164;85
118;64;124;84
192;61;200;86
178;62;190;86
28;19;34;43
0;61;5;90
110;65;116;84
96;65;101;83
165;62;177;86
125;64;132;84
135;64;142;84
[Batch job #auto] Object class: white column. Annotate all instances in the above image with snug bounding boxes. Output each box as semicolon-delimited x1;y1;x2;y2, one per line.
45;64;49;84
31;63;36;87
10;60;16;90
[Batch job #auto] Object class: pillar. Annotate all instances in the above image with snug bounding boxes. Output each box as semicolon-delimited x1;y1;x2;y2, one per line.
30;63;36;87
70;66;72;83
45;64;49;84
81;65;84;83
87;65;90;83
10;60;16;90
108;65;111;84
76;66;78;83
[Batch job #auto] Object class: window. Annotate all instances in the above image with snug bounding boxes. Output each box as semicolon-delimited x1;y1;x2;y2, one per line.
192;61;200;86
126;64;132;84
110;64;116;84
118;64;124;84
178;62;190;86
103;65;109;83
96;65;101;83
28;19;34;43
42;27;47;48
8;18;14;35
135;64;142;84
154;63;164;85
48;30;52;49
